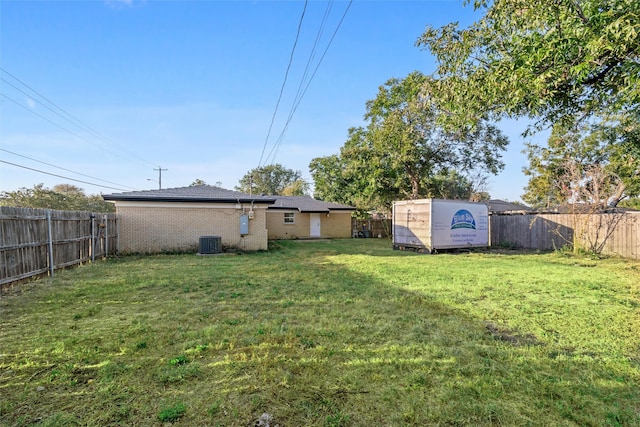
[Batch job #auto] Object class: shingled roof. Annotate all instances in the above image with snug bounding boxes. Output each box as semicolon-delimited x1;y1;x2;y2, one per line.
268;196;355;213
102;185;277;204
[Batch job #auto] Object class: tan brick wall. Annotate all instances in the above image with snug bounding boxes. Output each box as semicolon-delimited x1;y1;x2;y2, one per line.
321;211;353;238
266;210;309;239
266;210;352;239
114;202;269;253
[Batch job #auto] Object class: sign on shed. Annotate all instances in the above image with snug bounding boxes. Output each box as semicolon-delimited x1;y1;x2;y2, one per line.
392;199;489;253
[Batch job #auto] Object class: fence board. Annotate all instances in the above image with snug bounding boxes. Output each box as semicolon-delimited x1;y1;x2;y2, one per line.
0;207;118;289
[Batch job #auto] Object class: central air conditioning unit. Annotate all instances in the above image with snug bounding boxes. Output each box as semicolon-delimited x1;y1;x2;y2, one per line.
199;236;222;255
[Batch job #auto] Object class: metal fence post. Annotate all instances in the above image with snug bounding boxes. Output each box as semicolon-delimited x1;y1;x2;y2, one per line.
46;210;54;277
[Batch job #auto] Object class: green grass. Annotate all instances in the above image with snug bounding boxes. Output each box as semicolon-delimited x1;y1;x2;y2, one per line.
158;401;186;422
1;239;639;426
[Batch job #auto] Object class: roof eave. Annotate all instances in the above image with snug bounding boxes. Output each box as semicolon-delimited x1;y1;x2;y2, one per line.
102;196;276;204
267;206;301;211
299;208;356;213
267;206;355;212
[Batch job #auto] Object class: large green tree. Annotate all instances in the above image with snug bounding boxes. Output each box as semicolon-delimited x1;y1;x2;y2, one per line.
0;183;115;212
310;72;508;212
523;117;640;208
236;164;309;196
417;0;640;143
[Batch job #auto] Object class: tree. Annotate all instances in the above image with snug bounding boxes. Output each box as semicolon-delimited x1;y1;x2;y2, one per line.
309;154;348;203
190;179;207;186
522;118;640;208
53;184;84;195
236;164;309;196
281;179;310;196
310;127;400;215
619;197;640;210
310;72;507;212
0;183;115;212
417;0;640;145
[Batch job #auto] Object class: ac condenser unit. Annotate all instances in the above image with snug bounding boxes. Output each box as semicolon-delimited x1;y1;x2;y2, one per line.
199;236;222;254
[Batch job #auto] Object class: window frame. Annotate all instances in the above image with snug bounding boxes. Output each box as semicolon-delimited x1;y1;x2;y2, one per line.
283;212;296;224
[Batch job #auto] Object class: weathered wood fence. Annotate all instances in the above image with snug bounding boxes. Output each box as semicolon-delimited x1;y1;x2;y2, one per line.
352;218;392;238
490;212;639;259
0;206;118;288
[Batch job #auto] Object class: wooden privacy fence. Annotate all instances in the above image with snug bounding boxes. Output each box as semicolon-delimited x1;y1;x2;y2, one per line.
352;218;392;238
490;212;640;259
0;206;118;288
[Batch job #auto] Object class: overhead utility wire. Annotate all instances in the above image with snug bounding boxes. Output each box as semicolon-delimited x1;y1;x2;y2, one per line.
0;160;133;192
262;0;331;167
0;68;156;168
264;1;352;165
258;0;309;168
0;93;129;162
261;0;331;167
0;148;140;191
0;76;133;164
289;1;333;112
264;0;353;165
0;67;158;168
0;76;103;138
0;93;144;191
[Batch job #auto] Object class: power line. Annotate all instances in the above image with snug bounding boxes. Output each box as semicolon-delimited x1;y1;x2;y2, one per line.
1;70;168;190
0;93;135;163
0;76;106;143
264;0;353;165
0;160;134;192
264;1;335;165
258;0;309;168
0;148;140;191
0;67;158;168
288;1;334;117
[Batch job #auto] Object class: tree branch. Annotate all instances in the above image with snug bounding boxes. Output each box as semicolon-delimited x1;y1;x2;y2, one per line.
566;0;589;25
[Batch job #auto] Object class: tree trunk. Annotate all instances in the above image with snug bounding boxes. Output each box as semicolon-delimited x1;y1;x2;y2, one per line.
410;176;420;200
608;181;627;207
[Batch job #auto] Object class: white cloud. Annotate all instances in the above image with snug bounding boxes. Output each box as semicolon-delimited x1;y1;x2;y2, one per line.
105;0;145;10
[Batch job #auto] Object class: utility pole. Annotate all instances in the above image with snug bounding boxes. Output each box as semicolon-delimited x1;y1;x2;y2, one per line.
153;166;167;190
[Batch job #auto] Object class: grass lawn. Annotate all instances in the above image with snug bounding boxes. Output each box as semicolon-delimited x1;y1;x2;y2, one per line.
1;239;639;426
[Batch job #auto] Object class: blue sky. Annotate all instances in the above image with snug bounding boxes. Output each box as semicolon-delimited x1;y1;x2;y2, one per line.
0;0;542;201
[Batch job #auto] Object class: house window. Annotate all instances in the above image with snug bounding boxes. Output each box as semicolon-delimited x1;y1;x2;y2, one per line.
284;213;295;224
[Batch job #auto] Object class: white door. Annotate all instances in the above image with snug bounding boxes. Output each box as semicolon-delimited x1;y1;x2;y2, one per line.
310;213;321;237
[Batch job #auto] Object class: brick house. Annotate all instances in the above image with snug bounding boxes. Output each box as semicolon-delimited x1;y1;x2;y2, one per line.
103;187;355;253
103;186;276;253
266;195;355;239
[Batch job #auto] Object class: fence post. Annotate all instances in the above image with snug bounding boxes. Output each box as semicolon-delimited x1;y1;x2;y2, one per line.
46;210;54;277
116;216;120;254
91;213;95;262
104;214;108;257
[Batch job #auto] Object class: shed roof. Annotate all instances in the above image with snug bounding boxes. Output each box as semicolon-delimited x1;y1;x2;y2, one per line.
102;185;277;204
268;196;355;213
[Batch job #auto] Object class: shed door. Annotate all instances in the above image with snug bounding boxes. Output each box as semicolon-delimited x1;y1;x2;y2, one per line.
310;213;321;237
